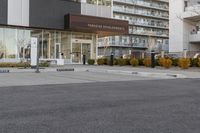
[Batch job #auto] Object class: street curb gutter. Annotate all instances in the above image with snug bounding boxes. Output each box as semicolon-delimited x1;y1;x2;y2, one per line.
1;68;187;79
77;69;187;79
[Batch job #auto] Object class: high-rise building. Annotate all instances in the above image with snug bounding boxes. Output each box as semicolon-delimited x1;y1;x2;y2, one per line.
169;0;200;54
98;0;169;57
0;0;128;64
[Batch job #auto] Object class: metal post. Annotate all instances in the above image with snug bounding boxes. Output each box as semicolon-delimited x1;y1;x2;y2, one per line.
151;50;155;68
83;54;86;65
110;52;114;66
35;42;40;73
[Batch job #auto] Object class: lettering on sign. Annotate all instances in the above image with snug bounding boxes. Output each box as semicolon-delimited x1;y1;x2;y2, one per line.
87;24;125;31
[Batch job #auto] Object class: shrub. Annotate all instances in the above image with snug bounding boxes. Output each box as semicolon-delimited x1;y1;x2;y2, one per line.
163;58;172;69
103;58;108;65
178;58;190;69
113;58;118;65
124;58;131;65
0;62;31;68
117;58;126;66
87;59;95;65
39;61;50;67
143;58;151;67
197;58;200;67
171;58;179;66
106;58;118;65
158;58;165;66
155;59;160;66
138;59;144;66
18;62;31;68
130;58;139;67
97;58;104;65
190;58;199;67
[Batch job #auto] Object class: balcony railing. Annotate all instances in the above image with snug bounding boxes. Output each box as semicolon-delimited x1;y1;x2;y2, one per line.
185;5;200;12
113;7;169;19
114;0;169;11
129;30;169;37
98;41;148;48
128;21;168;29
189;32;200;42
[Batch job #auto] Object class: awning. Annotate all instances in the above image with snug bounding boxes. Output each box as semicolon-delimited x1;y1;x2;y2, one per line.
64;14;129;37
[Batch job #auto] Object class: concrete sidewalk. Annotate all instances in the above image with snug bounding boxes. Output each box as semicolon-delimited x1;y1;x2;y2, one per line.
0;71;166;87
72;65;200;79
0;65;199;87
0;65;199;79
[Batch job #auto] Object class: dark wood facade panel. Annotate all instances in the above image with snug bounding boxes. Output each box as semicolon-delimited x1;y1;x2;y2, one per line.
65;14;129;37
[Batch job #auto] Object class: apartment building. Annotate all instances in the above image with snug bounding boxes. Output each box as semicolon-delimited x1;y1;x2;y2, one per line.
169;0;200;54
0;0;128;64
98;0;169;57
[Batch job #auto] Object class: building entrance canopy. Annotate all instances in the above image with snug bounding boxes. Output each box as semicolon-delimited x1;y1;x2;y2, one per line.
65;14;129;37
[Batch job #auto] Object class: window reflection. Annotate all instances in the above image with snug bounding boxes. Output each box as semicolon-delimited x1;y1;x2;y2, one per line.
86;0;112;6
0;28;5;59
17;29;31;59
4;29;18;59
0;27;96;62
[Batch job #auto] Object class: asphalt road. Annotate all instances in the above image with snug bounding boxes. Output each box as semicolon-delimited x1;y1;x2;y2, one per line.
0;79;200;133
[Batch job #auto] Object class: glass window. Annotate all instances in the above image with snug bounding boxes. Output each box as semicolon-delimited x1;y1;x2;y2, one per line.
42;30;56;59
4;28;18;59
87;0;97;4
61;32;71;59
17;29;31;59
0;28;5;59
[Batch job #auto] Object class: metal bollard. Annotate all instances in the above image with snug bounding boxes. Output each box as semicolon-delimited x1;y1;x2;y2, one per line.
151;50;155;68
110;54;114;66
83;55;86;65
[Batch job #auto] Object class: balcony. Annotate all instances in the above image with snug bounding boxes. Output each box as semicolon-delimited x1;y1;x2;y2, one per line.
128;21;169;29
98;41;148;48
113;7;169;20
113;0;169;11
129;30;169;38
189;32;200;42
183;5;200;20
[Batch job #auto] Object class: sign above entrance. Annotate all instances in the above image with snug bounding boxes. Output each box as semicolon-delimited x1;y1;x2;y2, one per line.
64;14;129;37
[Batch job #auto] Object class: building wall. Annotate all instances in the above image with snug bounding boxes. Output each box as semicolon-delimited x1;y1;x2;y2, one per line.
188;0;200;6
106;0;169;55
0;0;7;25
29;0;81;29
8;0;29;26
81;3;112;18
169;0;184;52
169;0;200;52
183;21;194;51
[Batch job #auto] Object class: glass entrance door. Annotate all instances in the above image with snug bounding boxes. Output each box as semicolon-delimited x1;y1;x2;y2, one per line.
72;43;81;63
72;43;91;63
82;43;91;63
55;43;61;59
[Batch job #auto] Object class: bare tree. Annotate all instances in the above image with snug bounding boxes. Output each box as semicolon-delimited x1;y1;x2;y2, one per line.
0;40;4;59
16;30;30;61
103;37;109;56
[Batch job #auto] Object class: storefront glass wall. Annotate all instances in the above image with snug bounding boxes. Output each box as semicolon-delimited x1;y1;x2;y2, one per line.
0;28;5;59
0;26;96;63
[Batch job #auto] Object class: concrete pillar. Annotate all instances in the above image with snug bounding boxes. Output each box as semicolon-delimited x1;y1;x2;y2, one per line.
161;51;165;58
141;52;145;59
183;50;187;58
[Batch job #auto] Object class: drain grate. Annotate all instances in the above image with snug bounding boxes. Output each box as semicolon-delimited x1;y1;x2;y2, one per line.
57;68;74;72
0;70;10;73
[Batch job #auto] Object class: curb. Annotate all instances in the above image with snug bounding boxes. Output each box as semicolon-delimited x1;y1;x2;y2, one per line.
1;68;187;79
80;69;187;79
